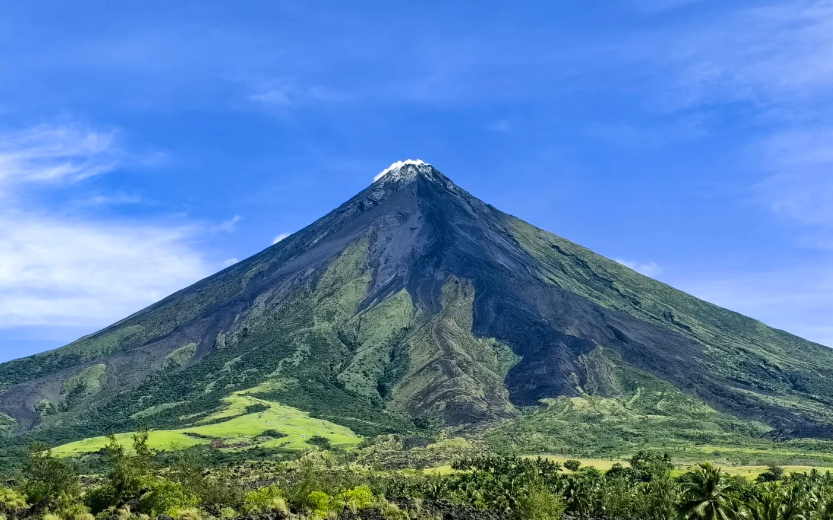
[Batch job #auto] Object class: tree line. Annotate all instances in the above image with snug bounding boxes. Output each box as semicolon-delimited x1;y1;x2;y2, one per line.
1;431;832;520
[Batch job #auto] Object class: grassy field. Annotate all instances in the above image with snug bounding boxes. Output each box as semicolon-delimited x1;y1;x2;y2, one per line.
53;389;361;456
530;455;833;479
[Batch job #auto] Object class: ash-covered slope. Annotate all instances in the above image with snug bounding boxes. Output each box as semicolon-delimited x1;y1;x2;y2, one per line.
1;161;832;448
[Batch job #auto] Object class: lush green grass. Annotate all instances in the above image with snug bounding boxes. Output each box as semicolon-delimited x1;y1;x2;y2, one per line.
53;388;361;456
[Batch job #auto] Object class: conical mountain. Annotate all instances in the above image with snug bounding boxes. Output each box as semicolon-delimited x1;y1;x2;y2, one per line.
2;161;833;451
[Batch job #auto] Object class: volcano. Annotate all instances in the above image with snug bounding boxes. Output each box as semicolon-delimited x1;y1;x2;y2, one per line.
2;161;833;449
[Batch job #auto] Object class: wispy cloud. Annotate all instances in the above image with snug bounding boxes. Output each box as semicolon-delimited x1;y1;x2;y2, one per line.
213;214;243;233
0;213;210;327
634;1;833;239
0;123;120;193
77;192;145;207
250;79;354;109
755;128;833;229
645;1;833;113
631;0;704;14
487;120;512;133
673;264;833;347
272;232;291;244
0;122;213;330
250;86;292;107
586;114;709;150
615;259;662;277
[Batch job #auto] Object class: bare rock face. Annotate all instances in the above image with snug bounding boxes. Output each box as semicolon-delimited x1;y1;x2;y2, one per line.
2;162;833;447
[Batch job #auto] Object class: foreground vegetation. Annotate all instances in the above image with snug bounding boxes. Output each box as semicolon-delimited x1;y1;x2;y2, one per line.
2;428;833;520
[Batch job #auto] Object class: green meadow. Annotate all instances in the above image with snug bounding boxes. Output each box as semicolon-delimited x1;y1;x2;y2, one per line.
53;389;361;456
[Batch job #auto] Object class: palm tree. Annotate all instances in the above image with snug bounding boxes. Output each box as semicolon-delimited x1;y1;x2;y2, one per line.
679;463;739;520
774;483;807;520
822;499;833;520
745;489;780;520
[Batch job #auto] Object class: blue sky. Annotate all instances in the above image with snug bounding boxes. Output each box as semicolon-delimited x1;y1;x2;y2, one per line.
1;0;832;362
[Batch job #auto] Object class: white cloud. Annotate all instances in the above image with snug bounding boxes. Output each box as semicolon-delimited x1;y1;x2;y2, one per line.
374;159;428;182
755;129;833;229
250;87;292;106
0;212;210;327
0;123;119;192
213;214;243;233
250;79;354;108
615;259;662;277
78;192;144;207
0;122;214;332
646;1;833;113
272;232;291;244
221;258;239;267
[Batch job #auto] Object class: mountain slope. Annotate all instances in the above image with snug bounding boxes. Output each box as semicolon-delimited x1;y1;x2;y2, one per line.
1;161;832;453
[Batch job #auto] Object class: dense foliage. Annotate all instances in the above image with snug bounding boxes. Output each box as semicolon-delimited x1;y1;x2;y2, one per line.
2;433;833;520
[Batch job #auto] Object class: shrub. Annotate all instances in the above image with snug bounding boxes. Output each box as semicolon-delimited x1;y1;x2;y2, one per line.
0;487;27;510
170;452;244;507
307;491;330;516
66;509;95;520
175;507;202;520
756;465;785;483
518;486;565;520
21;443;81;503
55;498;95;520
138;479;198;517
244;404;269;414
85;485;119;514
115;506;131;520
259;429;287;439
338;485;373;512
378;500;406;520
306;435;332;450
102;428;155;503
243;485;287;514
563;460;582;472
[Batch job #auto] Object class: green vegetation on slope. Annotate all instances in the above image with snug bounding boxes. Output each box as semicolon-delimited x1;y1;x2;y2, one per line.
0;236;413;457
53;388;360;456
505;215;833;429
60;363;107;411
484;346;833;466
0;412;15;437
390;277;519;424
337;289;417;399
5;170;833;478
164;344;197;368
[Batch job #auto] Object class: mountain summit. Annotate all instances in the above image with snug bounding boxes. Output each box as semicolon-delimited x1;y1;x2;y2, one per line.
2;162;833;450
